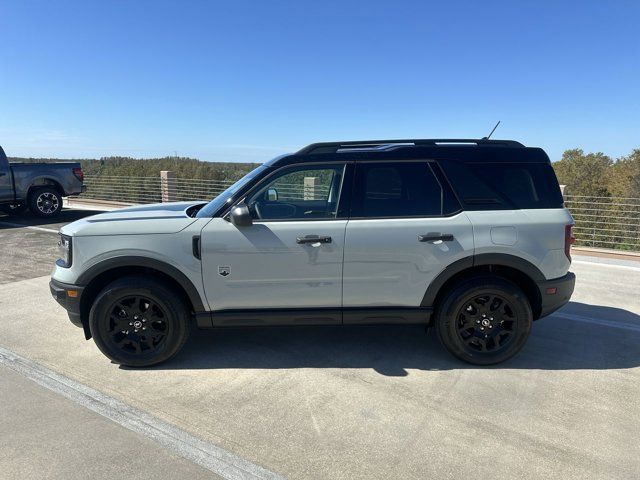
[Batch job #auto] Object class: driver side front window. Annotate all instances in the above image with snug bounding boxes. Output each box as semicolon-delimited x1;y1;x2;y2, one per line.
247;164;345;221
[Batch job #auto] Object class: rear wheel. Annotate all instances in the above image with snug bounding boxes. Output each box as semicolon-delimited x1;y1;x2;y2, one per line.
28;187;63;217
89;276;191;367
0;203;27;216
435;276;532;365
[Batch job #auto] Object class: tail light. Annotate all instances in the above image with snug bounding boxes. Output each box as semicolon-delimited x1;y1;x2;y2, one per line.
73;167;84;182
565;224;575;261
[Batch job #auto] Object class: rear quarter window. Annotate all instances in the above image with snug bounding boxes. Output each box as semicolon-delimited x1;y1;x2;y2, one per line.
440;161;564;210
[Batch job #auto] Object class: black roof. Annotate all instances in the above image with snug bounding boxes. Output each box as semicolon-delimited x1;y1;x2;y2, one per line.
268;139;550;168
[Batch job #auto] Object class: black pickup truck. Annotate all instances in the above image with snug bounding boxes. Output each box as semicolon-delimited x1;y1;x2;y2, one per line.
0;145;85;218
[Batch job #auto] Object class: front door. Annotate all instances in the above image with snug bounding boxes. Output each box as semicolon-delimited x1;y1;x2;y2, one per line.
200;162;349;324
342;160;474;315
0;148;14;203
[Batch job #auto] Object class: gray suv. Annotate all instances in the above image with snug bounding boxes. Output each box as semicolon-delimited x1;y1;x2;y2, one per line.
50;139;576;367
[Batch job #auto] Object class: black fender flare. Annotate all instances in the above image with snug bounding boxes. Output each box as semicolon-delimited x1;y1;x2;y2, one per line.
421;253;545;307
76;256;206;312
27;176;66;196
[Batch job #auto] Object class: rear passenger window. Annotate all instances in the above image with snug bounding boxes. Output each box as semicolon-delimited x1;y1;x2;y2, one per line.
475;165;539;205
351;162;458;218
440;161;564;210
364;167;402;200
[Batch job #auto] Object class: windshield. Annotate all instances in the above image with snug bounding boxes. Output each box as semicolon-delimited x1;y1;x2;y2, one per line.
196;165;268;218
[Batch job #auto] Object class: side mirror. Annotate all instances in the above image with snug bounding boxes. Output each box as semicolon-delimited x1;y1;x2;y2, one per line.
267;188;278;201
230;204;253;227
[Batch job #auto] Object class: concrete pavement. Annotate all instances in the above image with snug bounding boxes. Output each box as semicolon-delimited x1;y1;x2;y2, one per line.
0;209;103;284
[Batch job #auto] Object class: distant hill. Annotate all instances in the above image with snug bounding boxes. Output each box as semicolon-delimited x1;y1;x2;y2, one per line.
9;156;259;182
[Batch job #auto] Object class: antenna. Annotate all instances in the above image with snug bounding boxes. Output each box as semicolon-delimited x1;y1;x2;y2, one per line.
482;121;501;140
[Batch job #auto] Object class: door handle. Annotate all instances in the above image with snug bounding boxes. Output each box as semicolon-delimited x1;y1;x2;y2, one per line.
419;233;455;242
0;172;6;177
296;235;332;245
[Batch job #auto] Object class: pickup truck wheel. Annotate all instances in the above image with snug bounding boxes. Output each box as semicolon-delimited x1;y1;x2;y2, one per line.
435;276;532;365
89;276;191;367
28;187;63;217
0;203;27;216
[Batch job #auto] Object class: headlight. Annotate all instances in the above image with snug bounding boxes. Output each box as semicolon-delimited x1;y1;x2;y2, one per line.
57;234;72;268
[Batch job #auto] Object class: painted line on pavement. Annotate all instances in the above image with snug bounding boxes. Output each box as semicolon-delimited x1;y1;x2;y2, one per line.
64;202;120;212
0;346;285;480
0;221;58;234
552;312;640;333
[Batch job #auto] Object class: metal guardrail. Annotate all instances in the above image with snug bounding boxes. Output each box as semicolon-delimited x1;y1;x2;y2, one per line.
564;195;640;251
75;176;640;252
78;175;238;204
77;175;331;205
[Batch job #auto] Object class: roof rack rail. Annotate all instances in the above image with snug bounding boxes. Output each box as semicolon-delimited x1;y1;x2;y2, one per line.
296;138;525;155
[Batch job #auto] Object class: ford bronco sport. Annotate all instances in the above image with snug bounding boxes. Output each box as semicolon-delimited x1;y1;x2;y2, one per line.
50;139;576;367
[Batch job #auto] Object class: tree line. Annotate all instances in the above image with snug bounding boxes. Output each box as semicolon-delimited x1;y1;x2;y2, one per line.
552;148;640;251
553;148;640;198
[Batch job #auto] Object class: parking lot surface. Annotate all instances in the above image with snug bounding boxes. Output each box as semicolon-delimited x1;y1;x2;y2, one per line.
1;210;640;479
0;209;103;284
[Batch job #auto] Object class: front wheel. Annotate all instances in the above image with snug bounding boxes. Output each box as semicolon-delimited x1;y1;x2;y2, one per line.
28;187;63;217
435;276;532;365
89;276;191;367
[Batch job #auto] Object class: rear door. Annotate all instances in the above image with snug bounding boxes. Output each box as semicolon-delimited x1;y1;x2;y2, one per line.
342;160;474;317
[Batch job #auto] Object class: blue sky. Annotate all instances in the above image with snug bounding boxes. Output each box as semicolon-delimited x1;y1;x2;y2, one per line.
1;0;638;162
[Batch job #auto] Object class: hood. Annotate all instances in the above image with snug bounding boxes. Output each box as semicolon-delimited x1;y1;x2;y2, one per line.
60;201;207;237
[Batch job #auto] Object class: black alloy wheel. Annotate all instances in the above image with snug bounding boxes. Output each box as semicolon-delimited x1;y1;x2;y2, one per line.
435;276;532;365
455;293;517;353
28;187;63;217
89;276;190;367
106;295;171;356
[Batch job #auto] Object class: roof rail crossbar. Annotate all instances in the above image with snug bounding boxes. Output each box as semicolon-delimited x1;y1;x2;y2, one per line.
296;138;524;155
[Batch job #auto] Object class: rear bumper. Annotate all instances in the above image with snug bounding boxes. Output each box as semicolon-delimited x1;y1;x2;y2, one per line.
49;278;84;328
537;272;576;319
64;184;86;196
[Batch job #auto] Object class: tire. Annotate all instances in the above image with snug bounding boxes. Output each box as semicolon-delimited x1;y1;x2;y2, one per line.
0;203;27;216
28;187;63;217
435;276;532;365
89;276;191;367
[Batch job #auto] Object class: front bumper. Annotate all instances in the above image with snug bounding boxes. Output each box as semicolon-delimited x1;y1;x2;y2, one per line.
49;278;84;329
537;272;576;319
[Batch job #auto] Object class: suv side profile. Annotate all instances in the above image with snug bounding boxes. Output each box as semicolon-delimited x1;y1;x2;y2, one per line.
50;139;576;367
